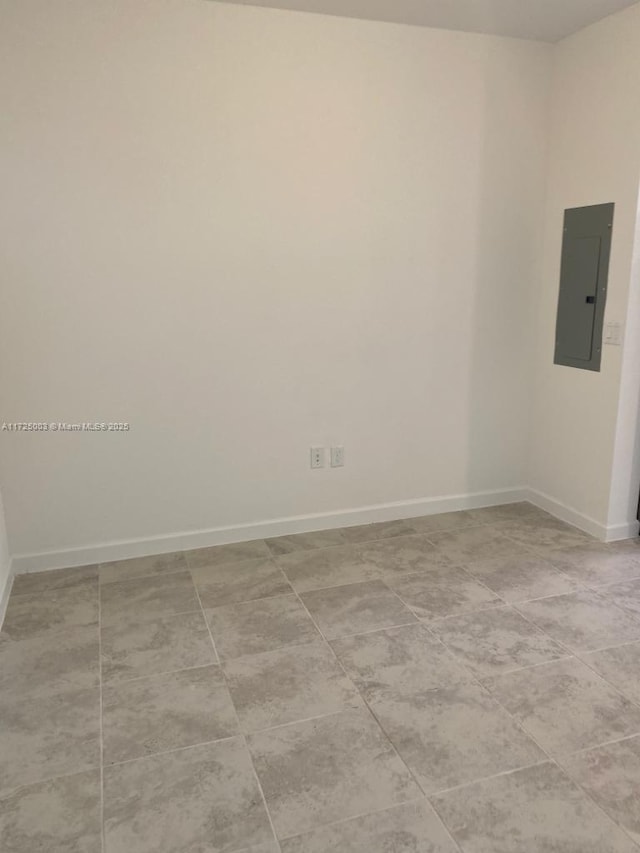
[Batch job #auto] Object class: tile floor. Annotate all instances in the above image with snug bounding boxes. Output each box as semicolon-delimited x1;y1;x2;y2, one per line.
2;503;640;851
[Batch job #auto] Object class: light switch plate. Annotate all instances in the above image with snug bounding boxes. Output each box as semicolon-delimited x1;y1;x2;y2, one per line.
330;446;345;468
603;321;623;346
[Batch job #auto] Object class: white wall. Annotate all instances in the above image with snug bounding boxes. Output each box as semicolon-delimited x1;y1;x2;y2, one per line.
0;0;551;562
528;2;640;537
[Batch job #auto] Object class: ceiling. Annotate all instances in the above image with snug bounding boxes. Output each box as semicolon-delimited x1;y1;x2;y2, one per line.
213;0;639;42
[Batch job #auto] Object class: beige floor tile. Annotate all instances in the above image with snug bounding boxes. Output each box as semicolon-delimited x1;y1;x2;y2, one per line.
363;679;543;794
300;580;416;639
561;735;640;845
280;800;459;853
6;517;640;850
248;708;420;839
206;594;319;660
0;625;99;698
0;687;100;792
101;611;216;683
102;665;238;764
496;517;593;551
224;640;362;732
332;623;471;697
11;564;98;595
356;535;455;577
266;529;346;555
0;770;101;853
277;545;382;592
582;641;640;705
104;738;274;853
426;526;530;562
516;589;640;653
545;544;640;587
333;626;540;792
430;606;568;678
2;580;98;640
431;761;637;853
467;503;553;524
185;539;271;569
462;554;579;602
341;519;419;544
483;657;640;756
100;572;200;626
601;577;640;619
407;510;479;534
388;567;501;620
192;557;292;608
99;551;187;584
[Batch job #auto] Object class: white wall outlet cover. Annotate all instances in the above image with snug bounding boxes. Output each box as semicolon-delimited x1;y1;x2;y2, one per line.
330;446;345;468
310;447;325;469
603;321;623;346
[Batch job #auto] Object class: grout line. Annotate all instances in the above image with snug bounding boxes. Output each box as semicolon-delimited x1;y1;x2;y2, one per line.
0;763;102;802
272;796;425;843
504;586;590;605
575;636;640;655
103;660;223;688
427;758;552;799
244;739;282;853
277;796;466;849
471;654;574;680
219;637;320;666
425;603;512;625
323;619;420;643
583;573;640;591
246;706;360;737
558;731;640;759
104;735;240;769
278;572;387;596
192;578;220;668
196;588;299;612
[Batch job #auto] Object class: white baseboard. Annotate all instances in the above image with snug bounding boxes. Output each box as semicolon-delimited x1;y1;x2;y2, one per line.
603;520;640;542
11;484;638;578
524;488;640;542
11;486;528;575
0;560;14;629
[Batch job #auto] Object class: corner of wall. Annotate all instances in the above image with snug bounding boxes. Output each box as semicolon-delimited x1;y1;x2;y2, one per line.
0;488;13;628
526;2;640;536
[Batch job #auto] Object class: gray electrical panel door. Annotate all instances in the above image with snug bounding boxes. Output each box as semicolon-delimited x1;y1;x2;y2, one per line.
554;202;614;371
